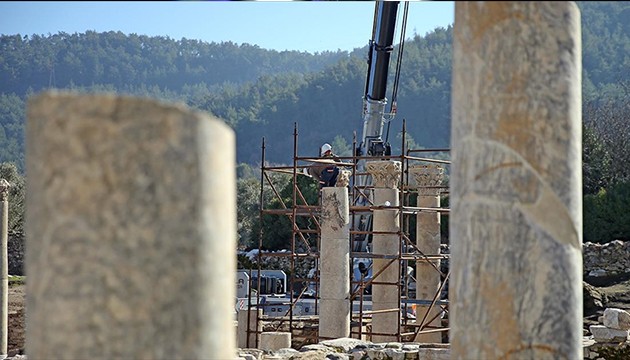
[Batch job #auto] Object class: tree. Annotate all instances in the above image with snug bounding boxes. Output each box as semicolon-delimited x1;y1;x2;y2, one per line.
0;162;25;232
249;171;319;251
582;123;612;195
583;83;630;187
331;135;352;157
584;182;630;243
237;177;261;250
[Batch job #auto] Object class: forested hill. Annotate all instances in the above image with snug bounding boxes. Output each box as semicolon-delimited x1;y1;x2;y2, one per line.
0;1;629;171
0;31;348;96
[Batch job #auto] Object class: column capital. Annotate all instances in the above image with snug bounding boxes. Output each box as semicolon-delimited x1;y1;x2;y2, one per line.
366;161;401;189
409;164;444;196
335;169;351;188
0;179;10;201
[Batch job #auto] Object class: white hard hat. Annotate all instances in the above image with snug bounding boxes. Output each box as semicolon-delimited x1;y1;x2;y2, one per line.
320;143;332;155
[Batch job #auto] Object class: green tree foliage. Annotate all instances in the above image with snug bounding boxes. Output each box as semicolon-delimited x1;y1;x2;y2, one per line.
0;32;347;95
0;162;25;232
578;2;630;101
0;2;628;246
583;88;630;187
237;177;261;249
330;135;353;157
0;94;25;172
584;182;630;243
582;123;612;195
250;172;319;251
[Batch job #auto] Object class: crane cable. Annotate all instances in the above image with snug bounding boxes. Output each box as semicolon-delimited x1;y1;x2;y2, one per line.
385;1;409;144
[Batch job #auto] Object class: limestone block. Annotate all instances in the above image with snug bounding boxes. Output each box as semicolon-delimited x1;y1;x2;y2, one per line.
319;337;372;353
25;92;237;359
238;309;262;349
259;332;291;352
450;2;583;359
319;262;350;299
417;347;450;360
603;308;630;330
414;304;443;344
319;299;350;339
589;325;629;343
372;301;400;343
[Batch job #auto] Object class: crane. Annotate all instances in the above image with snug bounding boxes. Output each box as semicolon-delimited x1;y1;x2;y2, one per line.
352;0;407;288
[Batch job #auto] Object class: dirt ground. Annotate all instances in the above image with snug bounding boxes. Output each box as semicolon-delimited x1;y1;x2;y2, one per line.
8;284;25;356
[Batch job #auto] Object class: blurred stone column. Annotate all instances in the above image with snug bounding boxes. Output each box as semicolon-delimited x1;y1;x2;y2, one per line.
319;187;350;339
366;160;401;342
0;179;9;357
409;164;443;343
451;2;582;359
26;92;237;359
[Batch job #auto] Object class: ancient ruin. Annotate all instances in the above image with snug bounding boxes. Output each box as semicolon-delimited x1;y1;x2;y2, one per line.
25;92;237;359
450;2;583;359
16;1;596;359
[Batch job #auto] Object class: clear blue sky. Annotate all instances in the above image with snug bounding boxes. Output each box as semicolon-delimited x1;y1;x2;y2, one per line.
0;1;454;54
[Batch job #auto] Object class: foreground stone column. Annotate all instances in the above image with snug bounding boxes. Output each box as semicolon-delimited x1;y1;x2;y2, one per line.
451;3;582;359
26;92;237;359
319;187;350;339
366;161;401;342
409;165;443;343
0;179;9;357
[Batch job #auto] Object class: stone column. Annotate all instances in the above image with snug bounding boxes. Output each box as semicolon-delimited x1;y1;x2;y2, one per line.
0;179;9;357
26;92;237;359
366;160;401;342
451;3;582;359
237;308;262;348
319;187;350;339
409;164;443;343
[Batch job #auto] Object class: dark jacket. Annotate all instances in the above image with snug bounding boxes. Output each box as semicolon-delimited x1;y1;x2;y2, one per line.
308;153;341;187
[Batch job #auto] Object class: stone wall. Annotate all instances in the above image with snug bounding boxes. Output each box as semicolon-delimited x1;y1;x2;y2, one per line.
583;240;630;276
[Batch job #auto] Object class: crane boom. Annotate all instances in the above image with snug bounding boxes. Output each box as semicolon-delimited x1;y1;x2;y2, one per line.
353;1;400;259
358;1;399;159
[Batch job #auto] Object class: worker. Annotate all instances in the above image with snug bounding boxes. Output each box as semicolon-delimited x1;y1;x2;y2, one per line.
304;143;341;188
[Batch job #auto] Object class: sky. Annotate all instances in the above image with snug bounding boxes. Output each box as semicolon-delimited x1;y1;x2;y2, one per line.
0;1;454;54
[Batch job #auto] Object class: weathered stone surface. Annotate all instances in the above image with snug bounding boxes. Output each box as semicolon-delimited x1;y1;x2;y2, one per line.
260;332;291;352
410;165;443;344
238;309;262;349
319;338;372;353
603;308;630;330
366;161;401;189
584;240;630;277
451;2;582;359
319;187;350;339
26;92;236;359
319;299;351;339
367;165;401;342
238;348;263;360
584;282;605;316
589;325;629;342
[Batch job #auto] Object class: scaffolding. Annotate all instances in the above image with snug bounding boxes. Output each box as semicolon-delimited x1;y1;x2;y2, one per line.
242;121;450;348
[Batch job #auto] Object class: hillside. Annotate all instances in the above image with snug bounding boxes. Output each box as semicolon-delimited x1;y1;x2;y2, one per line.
0;1;628;169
